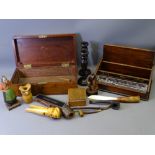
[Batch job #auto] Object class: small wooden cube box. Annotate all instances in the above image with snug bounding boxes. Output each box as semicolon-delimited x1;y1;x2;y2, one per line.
96;44;155;100
68;88;86;107
11;34;78;96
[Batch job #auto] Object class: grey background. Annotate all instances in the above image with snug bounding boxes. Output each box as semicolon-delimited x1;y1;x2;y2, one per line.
1;19;155;66
0;19;155;134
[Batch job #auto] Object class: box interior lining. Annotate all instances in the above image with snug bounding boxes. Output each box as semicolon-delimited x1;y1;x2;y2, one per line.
96;70;150;94
98;61;152;79
12;66;76;84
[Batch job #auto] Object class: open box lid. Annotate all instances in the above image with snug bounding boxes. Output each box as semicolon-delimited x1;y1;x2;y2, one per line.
13;34;77;68
103;44;155;69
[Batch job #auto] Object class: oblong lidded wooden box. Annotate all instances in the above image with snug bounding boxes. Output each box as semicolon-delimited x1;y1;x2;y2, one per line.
11;34;78;96
96;44;155;100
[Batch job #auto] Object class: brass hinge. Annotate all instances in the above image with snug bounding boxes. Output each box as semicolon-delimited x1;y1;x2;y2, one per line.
24;64;32;69
38;35;47;38
61;63;70;67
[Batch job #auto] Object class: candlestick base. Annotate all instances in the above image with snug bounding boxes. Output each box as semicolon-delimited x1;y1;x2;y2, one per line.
78;76;88;86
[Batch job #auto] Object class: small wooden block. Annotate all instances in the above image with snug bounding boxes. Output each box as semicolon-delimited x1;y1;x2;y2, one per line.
68;88;86;107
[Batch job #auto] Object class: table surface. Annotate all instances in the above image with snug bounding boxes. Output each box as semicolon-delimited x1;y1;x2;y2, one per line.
0;65;155;135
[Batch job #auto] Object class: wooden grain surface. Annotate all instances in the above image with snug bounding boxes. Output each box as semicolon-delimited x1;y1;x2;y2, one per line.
96;44;155;100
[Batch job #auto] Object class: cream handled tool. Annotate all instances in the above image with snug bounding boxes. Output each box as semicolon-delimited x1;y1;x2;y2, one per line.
88;95;140;103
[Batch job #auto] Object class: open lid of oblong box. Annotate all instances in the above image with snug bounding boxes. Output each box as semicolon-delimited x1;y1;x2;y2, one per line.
13;34;77;68
103;44;154;69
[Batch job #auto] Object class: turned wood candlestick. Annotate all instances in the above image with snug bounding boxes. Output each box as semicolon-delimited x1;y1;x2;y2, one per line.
78;41;91;86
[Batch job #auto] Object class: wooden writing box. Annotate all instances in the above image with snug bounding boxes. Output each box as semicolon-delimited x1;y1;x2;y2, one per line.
96;44;155;100
11;34;78;96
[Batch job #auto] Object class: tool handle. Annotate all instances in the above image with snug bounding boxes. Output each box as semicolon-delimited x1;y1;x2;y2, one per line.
61;104;74;119
117;96;140;103
35;94;74;119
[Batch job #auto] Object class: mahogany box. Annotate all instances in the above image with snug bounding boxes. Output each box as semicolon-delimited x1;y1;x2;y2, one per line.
11;34;78;96
96;44;155;100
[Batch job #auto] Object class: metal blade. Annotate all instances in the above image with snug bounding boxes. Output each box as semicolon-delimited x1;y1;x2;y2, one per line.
88;95;117;101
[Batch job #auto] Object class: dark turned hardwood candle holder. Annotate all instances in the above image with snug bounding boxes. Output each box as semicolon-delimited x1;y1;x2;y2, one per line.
78;41;91;86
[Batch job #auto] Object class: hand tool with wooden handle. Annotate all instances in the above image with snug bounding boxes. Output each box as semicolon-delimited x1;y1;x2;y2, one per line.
88;95;140;103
